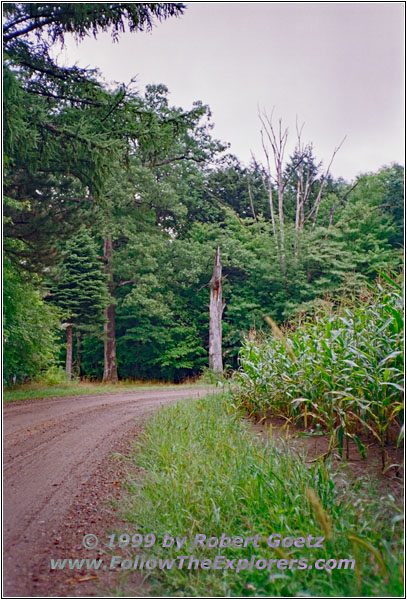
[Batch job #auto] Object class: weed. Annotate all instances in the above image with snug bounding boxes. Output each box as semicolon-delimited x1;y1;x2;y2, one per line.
116;394;403;597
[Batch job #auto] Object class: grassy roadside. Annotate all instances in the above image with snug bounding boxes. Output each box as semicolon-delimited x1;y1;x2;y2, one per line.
113;393;403;597
3;381;213;403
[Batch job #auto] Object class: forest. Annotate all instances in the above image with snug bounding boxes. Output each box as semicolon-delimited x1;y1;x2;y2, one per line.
3;4;404;598
3;3;403;386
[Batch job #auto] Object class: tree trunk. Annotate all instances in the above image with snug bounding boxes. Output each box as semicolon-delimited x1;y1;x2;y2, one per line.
66;322;73;380
103;235;118;383
103;303;118;383
209;246;224;373
76;329;81;378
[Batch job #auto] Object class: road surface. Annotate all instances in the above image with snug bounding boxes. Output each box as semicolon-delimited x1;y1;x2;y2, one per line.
3;387;211;597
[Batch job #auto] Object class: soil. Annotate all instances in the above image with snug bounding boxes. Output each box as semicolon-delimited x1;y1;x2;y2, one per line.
4;388;403;597
249;415;404;499
3;387;212;598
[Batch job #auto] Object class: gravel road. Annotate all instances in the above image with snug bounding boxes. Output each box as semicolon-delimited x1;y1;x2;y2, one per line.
3;387;211;597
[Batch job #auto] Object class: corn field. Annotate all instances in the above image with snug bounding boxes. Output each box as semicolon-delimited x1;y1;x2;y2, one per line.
236;276;404;465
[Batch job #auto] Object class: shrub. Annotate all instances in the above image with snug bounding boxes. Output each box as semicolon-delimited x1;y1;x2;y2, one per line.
34;365;70;386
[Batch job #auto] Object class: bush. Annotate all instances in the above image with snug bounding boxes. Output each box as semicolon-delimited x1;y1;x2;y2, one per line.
34;365;69;386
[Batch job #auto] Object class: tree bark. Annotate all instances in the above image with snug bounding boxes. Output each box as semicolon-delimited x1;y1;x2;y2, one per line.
76;329;81;378
246;172;257;222
209;247;224;373
259;111;288;268
103;303;118;383
65;322;73;380
103;235;118;383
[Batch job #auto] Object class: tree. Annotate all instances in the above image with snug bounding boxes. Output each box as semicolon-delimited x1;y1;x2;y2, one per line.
333;170;403;279
3;3;187;271
4;4;403;385
3;3;185;45
349;164;404;248
4;3;214;383
48;228;109;378
3;257;61;384
69;160;402;382
197;155;269;222
209;247;224;372
94;84;223;382
258;110;345;265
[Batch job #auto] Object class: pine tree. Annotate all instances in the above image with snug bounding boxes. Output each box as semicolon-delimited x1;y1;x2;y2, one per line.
49;228;109;378
3;3;188;270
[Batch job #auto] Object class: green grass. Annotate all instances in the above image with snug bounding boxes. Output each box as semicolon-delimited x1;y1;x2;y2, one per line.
3;380;211;403
113;393;403;597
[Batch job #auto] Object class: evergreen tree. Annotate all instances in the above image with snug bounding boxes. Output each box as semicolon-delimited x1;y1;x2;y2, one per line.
3;3;188;270
49;228;109;378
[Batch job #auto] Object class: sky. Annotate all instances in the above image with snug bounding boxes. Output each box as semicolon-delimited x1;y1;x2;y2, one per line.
56;2;404;181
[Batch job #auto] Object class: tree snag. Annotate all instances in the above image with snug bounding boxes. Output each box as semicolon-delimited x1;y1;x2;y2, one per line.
209;246;224;373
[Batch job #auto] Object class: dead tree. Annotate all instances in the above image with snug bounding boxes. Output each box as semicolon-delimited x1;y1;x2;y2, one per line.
259;111;288;259
209;246;224;373
259;110;345;261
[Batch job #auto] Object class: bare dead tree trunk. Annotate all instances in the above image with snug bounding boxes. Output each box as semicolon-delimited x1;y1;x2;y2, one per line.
246;172;257;222
267;180;277;238
259;111;288;266
294;172;302;257
103;235;118;383
294;123;314;257
65;322;73;380
258;142;278;245
209;246;224;373
259;111;345;264
307;137;346;231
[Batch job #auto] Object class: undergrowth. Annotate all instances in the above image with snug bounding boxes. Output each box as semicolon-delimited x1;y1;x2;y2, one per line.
115;394;403;597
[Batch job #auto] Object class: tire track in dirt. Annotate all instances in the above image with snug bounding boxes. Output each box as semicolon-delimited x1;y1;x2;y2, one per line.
3;387;212;597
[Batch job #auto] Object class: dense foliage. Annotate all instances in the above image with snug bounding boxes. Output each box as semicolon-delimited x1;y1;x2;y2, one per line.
3;3;404;384
3;258;61;383
236;276;404;462
49;228;109;328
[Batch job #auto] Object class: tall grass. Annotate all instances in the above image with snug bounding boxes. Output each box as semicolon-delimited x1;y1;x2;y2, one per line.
115;394;403;597
236;278;404;465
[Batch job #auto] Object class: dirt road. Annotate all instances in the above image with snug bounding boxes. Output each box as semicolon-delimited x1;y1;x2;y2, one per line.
3;387;211;597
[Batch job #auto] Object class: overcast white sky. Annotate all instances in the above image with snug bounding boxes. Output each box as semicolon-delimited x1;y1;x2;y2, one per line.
57;2;404;181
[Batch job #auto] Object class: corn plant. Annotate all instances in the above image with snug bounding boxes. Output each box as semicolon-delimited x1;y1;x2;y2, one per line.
236;276;404;465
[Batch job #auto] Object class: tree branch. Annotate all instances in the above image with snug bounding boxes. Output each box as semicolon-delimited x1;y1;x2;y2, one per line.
26;87;104;107
3;16;58;42
337;203;391;227
150;154;205;168
100;89;126;123
114;280;136;289
41;121;104;150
